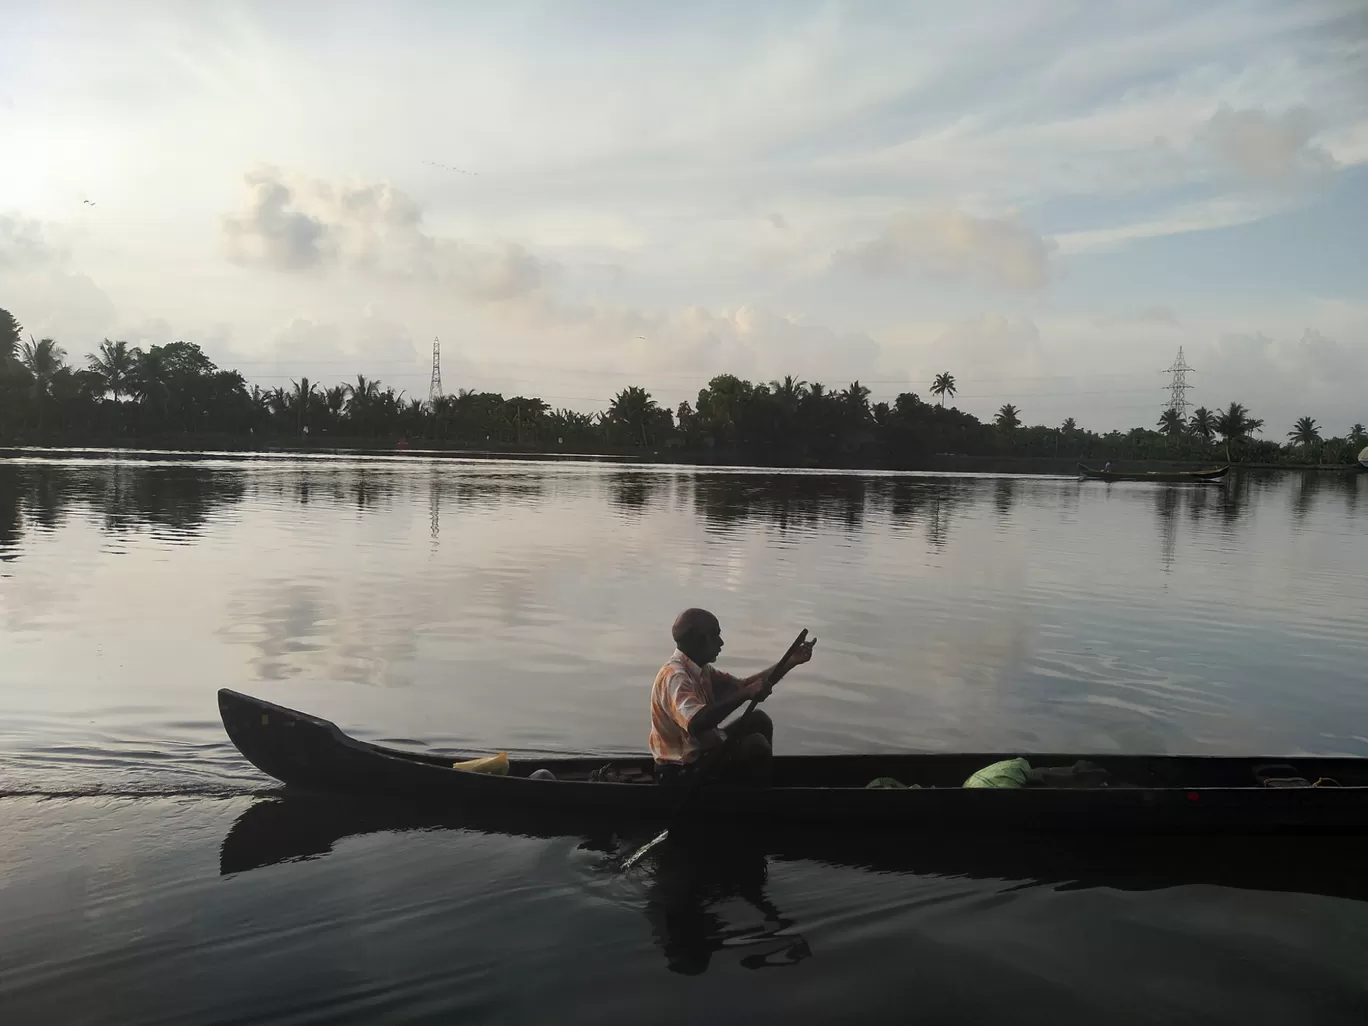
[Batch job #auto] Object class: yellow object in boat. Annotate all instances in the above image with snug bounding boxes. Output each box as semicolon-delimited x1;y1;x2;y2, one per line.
451;752;509;775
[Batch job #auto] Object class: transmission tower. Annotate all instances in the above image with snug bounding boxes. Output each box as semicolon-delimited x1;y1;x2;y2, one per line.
428;337;443;402
1162;346;1193;416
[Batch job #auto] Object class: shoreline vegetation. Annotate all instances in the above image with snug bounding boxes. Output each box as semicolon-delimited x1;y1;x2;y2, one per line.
3;310;1365;474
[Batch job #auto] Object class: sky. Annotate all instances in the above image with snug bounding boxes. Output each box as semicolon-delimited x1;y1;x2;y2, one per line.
1;0;1366;433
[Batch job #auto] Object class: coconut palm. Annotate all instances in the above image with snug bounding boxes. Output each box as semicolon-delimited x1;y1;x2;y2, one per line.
290;377;317;435
1349;423;1366;447
1214;402;1263;462
346;374;380;411
19;337;68;396
841;380;872;416
995;403;1021;432
1188;406;1216;442
345;374;381;432
86;340;136;401
1157;407;1186;439
1288;416;1320;448
769;375;807;410
323;384;347;430
0;307;20;364
930;372;957;407
1060;417;1078;433
129;346;172;418
608;385;659;446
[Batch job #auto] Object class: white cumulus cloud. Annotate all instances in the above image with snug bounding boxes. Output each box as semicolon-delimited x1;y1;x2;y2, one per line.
834;211;1054;290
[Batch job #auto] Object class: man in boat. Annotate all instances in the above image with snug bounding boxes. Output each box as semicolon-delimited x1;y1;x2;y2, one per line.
650;608;815;786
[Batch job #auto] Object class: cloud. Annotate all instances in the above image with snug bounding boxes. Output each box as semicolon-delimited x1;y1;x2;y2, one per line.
6;272;118;345
222;167;556;300
221;170;331;270
925;314;1046;378
1196;327;1367;430
1095;305;1180;327
0;215;65;271
833;211;1054;290
1053;195;1294;254
0;215;116;344
1135;305;1179;325
1194;104;1337;182
412;289;893;409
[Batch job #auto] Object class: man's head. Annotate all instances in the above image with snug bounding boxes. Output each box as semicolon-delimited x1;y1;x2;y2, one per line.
672;607;723;666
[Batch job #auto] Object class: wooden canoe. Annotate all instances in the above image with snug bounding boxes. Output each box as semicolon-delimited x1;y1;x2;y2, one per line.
218;689;1368;833
1078;463;1230;483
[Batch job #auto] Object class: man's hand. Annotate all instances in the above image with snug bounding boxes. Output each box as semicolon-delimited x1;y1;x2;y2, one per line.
746;637;816;703
784;636;816;670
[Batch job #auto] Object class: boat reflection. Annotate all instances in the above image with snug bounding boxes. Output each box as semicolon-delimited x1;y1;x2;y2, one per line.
221;793;1368;976
220;793;813;975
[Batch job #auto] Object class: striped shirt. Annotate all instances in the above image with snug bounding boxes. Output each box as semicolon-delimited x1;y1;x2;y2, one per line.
649;649;744;765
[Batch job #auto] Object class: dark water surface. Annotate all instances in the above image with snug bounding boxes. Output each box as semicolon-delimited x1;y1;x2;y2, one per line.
2;454;1367;1024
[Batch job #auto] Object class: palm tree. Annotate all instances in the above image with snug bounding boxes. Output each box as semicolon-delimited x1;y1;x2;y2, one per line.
323;384;347;431
994;403;1021;432
129;346;172;420
1060;417;1078;433
345;374;381;433
930;372;957;407
0;307;20;364
1157;407;1186;439
1214;401;1263;462
1349;423;1367;447
290;377;317;435
841;380;871;416
87;340;135;401
769;375;807;410
265;386;290;421
1189;406;1216;442
19;337;67;396
1287;416;1320;448
608;385;659;446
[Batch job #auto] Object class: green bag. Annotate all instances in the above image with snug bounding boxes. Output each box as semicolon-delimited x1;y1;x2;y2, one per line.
963;757;1031;789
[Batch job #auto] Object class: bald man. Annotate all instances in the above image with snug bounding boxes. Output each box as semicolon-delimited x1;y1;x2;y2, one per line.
650;608;815;786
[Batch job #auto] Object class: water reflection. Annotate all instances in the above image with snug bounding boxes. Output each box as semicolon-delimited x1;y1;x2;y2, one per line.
608;471;661;514
644;839;812;974
219;794;1368;981
688;474;980;551
0;461;246;554
1154;487;1181;572
694;474;871;534
219;795;810;974
10;459;1359;567
994;477;1016;520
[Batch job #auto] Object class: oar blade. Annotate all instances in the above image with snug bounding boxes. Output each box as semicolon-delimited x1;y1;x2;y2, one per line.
621;827;670;870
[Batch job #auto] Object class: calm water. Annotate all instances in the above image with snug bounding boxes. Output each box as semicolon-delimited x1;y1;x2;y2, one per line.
2;453;1367;1024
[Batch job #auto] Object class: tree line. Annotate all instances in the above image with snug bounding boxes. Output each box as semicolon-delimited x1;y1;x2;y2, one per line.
2;309;1364;467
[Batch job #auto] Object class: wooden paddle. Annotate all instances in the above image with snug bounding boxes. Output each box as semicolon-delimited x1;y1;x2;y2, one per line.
621;628;812;871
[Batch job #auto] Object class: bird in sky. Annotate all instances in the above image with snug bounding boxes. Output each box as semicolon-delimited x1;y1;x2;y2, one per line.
83;199;96;205
424;161;478;175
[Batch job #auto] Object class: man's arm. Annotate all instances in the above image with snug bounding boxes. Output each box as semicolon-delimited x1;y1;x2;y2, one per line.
735;639;816;701
689;641;816;735
686;686;758;736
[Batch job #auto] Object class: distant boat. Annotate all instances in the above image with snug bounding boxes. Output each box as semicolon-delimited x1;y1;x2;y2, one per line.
1078;463;1230;483
1359;446;1368;471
